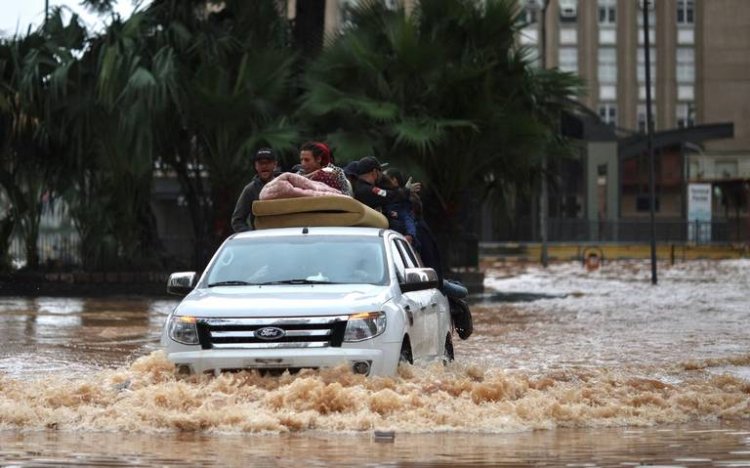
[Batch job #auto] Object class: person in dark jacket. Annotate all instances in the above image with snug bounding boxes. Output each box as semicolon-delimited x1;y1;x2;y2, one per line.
343;160;360;188
231;148;278;232
411;193;472;339
409;193;442;283
352;156;421;213
382;167;419;248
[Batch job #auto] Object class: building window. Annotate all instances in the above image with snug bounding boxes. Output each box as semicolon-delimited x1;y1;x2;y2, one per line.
600;85;616;100
638;0;655;11
716;160;738;179
598;0;616;25
638;27;656;45
558;47;578;73
677;28;694;45
637;0;655;26
676;47;695;83
678;85;694;100
599;28;616;44
598;102;617;126
339;0;356;30
522;0;538;25
677;0;694;25
637;109;646;133
560;27;577;44
559;0;578;22
637;48;656;82
638;85;656;100
637;0;656;45
598;47;617;83
636;194;660;212
676;102;695;128
525;45;541;67
520;28;539;45
637;103;656;133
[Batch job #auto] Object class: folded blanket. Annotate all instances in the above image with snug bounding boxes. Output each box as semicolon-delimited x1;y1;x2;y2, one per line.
307;166;351;195
259;172;347;200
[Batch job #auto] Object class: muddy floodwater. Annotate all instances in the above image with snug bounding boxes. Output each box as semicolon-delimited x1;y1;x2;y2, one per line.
1;260;749;466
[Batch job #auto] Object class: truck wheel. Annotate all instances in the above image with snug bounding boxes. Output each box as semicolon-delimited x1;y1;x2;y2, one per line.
443;333;455;363
399;337;413;364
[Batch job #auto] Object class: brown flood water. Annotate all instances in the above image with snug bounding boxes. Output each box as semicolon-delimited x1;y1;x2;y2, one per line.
1;260;750;466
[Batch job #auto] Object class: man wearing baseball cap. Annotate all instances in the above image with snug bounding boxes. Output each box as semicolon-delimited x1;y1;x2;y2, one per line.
352;155;420;217
231;147;278;232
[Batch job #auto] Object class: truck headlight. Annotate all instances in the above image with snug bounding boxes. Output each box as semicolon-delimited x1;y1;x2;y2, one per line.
168;315;199;345
344;311;386;342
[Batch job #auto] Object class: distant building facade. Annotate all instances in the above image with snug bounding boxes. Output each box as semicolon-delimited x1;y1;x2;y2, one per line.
515;0;750;243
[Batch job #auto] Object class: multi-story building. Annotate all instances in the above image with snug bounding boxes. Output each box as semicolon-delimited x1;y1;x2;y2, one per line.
518;0;747;155
514;0;749;242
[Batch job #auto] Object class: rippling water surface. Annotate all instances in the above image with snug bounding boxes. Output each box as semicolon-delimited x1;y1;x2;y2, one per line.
1;260;749;466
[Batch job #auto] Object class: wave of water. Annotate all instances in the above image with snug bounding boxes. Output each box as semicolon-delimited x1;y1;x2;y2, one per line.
2;350;749;434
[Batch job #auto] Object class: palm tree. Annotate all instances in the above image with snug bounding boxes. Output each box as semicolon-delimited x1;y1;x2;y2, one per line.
90;0;301;267
300;0;579;265
1;1;302;271
0;10;87;270
48;0;302;270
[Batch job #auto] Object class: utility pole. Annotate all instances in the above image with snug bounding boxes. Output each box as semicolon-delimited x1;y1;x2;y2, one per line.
539;0;551;268
44;0;49;26
643;0;658;284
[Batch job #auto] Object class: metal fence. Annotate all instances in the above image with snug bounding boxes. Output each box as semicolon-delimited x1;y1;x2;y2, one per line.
9;232;82;269
9;232;199;270
8;219;745;271
498;218;745;244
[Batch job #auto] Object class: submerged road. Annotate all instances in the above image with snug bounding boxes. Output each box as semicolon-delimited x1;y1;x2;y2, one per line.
1;259;749;466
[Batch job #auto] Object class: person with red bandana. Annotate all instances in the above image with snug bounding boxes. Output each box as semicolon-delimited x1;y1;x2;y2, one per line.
297;141;352;196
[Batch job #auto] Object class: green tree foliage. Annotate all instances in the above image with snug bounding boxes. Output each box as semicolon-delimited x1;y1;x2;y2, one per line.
1;0;580;273
0;9;87;270
2;0;301;271
103;0;301;266
300;0;580;234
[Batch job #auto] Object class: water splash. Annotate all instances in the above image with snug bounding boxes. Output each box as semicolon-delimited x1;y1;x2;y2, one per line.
2;351;749;434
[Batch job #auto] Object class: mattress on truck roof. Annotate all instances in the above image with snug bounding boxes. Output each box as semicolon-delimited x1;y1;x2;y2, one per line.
252;195;389;229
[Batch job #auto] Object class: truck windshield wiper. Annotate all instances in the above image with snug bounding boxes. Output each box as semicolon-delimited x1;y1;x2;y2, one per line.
258;279;337;285
207;280;254;287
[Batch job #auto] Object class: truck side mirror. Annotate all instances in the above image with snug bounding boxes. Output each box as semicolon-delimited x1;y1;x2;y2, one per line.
400;267;439;292
167;272;198;296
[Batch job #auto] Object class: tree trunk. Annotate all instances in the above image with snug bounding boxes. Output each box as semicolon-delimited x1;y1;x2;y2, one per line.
170;137;213;270
22;209;41;270
0;214;14;271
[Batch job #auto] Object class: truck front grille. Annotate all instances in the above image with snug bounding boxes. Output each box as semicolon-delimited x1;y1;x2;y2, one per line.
196;316;348;350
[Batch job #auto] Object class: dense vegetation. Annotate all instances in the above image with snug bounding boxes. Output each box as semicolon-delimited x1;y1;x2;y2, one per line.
0;0;578;272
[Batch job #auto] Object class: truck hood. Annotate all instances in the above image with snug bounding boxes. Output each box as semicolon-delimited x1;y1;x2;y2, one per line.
174;284;392;318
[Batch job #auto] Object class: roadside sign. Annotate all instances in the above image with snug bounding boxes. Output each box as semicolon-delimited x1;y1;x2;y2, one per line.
687;183;711;243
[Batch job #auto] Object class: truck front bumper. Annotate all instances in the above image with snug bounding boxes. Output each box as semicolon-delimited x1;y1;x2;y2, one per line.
167;344;400;376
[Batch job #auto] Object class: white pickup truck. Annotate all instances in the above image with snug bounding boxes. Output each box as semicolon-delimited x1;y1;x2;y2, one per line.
161;226;454;376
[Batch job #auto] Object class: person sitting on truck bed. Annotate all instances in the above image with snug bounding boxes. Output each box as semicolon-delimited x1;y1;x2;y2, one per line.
343;160;360;188
298;141;352;196
381;167;420;248
353;156;421;233
231;148;279;232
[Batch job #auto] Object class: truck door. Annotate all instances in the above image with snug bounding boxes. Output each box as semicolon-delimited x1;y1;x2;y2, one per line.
392;238;433;358
389;237;427;358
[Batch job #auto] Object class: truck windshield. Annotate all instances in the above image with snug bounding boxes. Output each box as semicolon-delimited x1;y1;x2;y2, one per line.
205;236;387;286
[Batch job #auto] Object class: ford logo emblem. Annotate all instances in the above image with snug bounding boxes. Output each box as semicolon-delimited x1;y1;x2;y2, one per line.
255;326;285;340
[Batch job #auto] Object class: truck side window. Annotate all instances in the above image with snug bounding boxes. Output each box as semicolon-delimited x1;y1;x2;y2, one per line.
395;239;421;268
390;240;407;282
